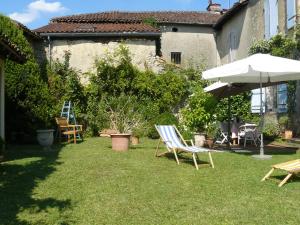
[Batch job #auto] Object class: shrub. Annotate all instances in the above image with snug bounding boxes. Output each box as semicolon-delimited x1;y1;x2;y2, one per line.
263;114;280;139
147;112;178;139
180;86;217;133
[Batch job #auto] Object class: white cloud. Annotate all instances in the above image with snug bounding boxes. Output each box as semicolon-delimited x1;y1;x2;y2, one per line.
29;0;66;13
9;11;38;24
9;0;66;24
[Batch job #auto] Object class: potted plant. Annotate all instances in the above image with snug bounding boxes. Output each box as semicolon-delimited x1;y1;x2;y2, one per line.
131;127;145;145
36;118;55;150
105;95;143;151
205;122;218;149
278;115;293;140
181;87;217;147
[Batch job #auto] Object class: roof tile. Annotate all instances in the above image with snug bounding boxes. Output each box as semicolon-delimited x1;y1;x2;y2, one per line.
34;22;160;34
50;11;220;25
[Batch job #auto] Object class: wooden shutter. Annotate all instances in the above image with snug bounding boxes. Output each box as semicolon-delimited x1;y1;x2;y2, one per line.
287;0;296;29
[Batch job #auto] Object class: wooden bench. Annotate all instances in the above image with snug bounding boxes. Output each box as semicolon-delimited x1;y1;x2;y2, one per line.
261;159;300;187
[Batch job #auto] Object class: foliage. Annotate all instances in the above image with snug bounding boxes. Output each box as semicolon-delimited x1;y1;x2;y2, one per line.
263;114;281;139
249;34;298;58
87;44;195;137
214;93;253;122
0;14;32;56
181;87;217;133
103;94;144;134
47;51;86;117
142;17;158;28
147;112;179;139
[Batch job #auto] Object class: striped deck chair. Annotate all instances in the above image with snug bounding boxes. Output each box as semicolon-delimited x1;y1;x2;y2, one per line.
155;125;214;170
261;159;300;187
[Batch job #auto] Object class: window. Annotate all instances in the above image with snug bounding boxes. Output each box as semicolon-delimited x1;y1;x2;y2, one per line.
171;52;181;64
228;31;237;62
277;84;288;113
264;0;279;39
251;88;266;113
287;0;296;29
172;27;178;32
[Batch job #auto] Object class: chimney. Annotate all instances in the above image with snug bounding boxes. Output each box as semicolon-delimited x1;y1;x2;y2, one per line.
207;1;222;13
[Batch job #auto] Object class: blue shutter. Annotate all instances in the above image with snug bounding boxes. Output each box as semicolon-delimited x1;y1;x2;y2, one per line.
277;84;288;113
251;88;266;113
269;0;278;37
287;0;296;29
264;0;270;39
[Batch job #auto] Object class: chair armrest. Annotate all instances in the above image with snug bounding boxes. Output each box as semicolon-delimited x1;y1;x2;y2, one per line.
67;125;83;131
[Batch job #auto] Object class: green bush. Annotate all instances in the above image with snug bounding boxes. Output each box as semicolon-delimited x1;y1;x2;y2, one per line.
263;114;280;139
180;86;217;133
0;14;32;56
147;112;179;139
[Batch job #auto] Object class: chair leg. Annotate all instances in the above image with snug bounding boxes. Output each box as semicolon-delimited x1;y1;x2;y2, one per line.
261;168;275;181
278;173;293;187
192;153;199;170
208;152;214;168
173;148;180;165
155;139;161;157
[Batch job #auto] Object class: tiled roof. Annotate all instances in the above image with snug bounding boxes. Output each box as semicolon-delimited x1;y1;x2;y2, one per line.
50;11;221;25
0;34;27;63
34;22;160;34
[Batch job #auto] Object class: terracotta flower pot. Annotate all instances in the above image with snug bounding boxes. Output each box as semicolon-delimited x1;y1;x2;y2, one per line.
110;134;131;151
284;130;293;140
131;136;139;145
205;138;214;149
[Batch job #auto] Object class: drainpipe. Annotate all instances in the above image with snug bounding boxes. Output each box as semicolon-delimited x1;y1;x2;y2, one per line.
48;36;52;66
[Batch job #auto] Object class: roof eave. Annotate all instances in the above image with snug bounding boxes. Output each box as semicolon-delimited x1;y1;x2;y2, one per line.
38;32;161;37
0;39;27;64
213;0;249;30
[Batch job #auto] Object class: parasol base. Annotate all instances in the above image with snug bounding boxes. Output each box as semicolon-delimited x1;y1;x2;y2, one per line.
252;154;272;160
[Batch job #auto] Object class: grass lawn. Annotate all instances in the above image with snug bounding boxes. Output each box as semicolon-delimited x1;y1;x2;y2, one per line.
1;137;300;225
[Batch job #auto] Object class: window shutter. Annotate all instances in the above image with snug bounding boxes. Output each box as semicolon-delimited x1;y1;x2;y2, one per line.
269;0;279;37
287;0;296;29
264;0;270;39
251;88;266;113
277;84;288;113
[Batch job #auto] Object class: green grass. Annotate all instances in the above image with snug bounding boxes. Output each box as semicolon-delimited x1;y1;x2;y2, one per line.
1;138;300;225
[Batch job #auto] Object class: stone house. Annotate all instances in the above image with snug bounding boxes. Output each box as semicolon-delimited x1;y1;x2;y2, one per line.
34;11;221;74
33;0;300;115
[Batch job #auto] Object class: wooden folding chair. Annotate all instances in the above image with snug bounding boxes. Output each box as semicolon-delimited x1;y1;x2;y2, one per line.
55;117;83;144
261;159;300;187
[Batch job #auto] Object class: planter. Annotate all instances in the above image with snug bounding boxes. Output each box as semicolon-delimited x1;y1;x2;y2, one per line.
284;130;293;140
194;133;206;147
131;136;139;145
205;138;214;149
36;129;55;150
111;134;131;151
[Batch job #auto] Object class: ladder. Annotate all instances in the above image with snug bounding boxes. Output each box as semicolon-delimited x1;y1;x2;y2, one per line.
60;101;81;139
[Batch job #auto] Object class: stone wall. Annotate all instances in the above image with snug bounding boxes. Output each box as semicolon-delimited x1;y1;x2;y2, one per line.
216;0;264;64
160;24;220;70
44;38;163;77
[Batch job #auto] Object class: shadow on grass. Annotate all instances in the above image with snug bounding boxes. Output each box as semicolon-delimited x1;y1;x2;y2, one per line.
230;144;299;156
266;174;300;186
159;151;211;168
0;144;72;224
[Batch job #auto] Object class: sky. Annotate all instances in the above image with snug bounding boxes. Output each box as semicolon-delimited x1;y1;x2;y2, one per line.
1;0;239;29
